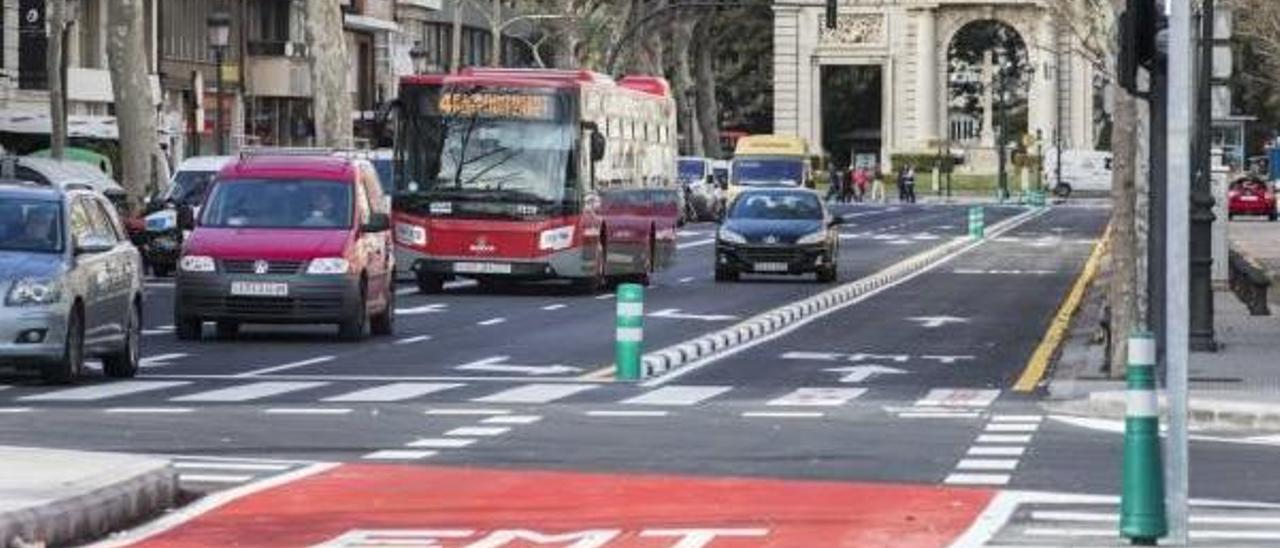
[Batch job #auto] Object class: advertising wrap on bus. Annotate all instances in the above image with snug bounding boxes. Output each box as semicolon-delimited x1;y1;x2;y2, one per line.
393;69;679;294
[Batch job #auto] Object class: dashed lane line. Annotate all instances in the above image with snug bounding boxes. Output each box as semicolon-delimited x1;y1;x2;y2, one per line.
445;426;510;437
406;438;477;449
104;407;195;414
481;415;541;425
741;411;825;419
262;408;353;415
424;408;511;416
477;317;507;326
585;410;669;417
394;335;432;345
541;303;567;311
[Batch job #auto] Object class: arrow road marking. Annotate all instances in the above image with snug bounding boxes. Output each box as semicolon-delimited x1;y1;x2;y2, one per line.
908;316;970;328
648;308;739;322
824;365;908;383
455;355;583;376
780;351;844;361
847;353;910;363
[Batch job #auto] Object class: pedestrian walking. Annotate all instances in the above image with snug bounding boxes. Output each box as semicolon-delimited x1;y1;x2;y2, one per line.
825;166;842;203
853;167;870;203
902;166;917;204
869;167;886;202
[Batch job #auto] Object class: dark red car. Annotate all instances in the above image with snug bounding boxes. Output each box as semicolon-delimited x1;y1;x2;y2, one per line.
174;154;395;340
1228;177;1277;221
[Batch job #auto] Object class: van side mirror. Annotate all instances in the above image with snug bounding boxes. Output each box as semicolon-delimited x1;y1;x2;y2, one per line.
363;212;391;233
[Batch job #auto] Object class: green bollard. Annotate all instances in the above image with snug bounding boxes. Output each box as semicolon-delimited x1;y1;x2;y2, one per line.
968;206;985;239
1120;332;1167;545
615;283;644;381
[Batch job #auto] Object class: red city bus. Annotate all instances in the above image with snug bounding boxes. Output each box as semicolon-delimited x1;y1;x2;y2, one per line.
392;68;679;293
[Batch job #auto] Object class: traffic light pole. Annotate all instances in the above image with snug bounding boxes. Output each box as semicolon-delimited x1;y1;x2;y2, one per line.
1189;0;1217;352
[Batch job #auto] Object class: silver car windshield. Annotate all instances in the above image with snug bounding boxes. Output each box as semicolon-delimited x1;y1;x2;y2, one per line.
0;198;64;253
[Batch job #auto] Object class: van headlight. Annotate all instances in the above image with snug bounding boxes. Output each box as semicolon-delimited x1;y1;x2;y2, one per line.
5;278;63;306
539;226;575;251
179;255;216;272
395;223;427;247
306;258;350;275
718;228;747;244
797;231;827;245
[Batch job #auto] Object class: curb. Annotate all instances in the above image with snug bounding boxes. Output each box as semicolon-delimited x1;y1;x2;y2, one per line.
638;206;1047;380
0;448;178;548
1044;391;1280;432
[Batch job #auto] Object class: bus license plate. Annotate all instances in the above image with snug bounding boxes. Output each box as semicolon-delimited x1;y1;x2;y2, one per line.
454;262;512;274
230;281;289;297
753;262;789;272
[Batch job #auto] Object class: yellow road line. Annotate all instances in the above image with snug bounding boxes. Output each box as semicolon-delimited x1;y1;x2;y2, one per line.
1012;222;1112;393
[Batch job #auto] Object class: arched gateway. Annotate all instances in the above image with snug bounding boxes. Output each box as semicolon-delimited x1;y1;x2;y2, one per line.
772;1;1098;173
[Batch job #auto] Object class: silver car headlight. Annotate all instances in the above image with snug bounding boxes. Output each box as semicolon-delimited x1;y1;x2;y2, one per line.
797;231;827;245
718;228;747;244
5;278;63;307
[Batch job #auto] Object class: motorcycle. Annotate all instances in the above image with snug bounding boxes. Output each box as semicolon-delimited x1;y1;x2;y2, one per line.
141;201;193;277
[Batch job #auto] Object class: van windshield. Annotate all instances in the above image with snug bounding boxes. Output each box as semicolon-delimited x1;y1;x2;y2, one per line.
201;180;353;229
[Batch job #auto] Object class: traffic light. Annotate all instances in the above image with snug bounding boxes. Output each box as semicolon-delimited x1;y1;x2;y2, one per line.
1118;0;1159;94
826;0;838;29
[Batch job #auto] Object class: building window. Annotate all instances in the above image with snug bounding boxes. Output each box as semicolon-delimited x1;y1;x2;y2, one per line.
252;0;292;43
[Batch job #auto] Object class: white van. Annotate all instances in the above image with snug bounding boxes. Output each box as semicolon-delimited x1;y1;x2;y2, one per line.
1043;149;1112;195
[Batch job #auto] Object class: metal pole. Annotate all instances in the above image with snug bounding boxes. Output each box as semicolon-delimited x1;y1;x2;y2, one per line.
997;70;1009;201
489;0;501;67
215;48;225;156
1055;129;1063;193
1166;0;1194;542
1189;0;1217;351
451;0;463;72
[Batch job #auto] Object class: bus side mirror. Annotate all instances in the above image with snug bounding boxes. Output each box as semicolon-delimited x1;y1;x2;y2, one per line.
591;132;606;163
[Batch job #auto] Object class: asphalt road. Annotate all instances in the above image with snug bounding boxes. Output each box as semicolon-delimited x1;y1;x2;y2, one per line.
5;203;1280;543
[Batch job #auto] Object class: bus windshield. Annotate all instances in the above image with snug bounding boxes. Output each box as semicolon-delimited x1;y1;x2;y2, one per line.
397;86;575;211
731;158;804;186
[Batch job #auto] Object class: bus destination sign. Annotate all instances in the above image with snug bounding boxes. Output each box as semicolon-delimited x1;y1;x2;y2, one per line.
439;92;556;120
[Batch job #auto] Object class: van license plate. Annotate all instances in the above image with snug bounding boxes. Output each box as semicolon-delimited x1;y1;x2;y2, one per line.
230;281;289;297
753;262;789;272
454;262;512;274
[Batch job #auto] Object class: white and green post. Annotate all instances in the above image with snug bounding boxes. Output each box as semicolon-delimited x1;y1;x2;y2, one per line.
1120;331;1167;545
968;206;985;239
615;283;644;380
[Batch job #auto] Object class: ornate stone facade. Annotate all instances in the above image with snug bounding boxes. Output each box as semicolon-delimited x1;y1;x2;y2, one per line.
772;0;1097;173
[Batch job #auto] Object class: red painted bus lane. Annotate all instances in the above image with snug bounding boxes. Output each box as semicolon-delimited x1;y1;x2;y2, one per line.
132;465;995;547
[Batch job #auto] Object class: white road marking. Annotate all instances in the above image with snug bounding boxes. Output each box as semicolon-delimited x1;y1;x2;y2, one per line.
976;434;1033;444
394;287;417;296
678;277;696;283
990;414;1043;422
142;326;175;336
455;356;581;376
541;303;567;311
361;450;437;460
676;238;715;249
396;303;448;315
767;387;866;407
1031;511;1280;526
622;385;731;406
907;316;970;328
967;446;1026;457
595;293;615;300
824;365;907;383
445;426;510;437
944;473;1010;485
179;474;254;484
139;353;188;368
915;388;1000;408
482;415;541;425
473;383;596;404
324;382;462;402
263;408;353;415
171;381;328;402
955;459;1019;471
394;335;433;345
477;317;507;326
741;411;824;418
234;356;335;377
984;422;1040;433
424;408;510;416
648;308;738;322
406;438;476;449
0;407;33;413
104;407;195;414
585;410;669;417
22;381;190;402
898;411;981;419
780;351;844;361
173;462;291;472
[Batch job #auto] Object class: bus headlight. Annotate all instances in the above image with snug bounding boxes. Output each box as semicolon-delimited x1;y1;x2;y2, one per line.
539;226;575;251
395;223;427;247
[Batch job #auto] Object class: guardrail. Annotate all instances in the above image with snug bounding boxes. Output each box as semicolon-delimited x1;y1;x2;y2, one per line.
1229;248;1271;316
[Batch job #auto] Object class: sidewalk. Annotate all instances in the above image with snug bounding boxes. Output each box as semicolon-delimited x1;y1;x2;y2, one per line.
1230;218;1280;291
0;446;177;547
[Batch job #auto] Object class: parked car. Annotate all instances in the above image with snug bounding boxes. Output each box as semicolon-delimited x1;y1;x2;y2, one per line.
173;154;396;341
5;156;128;213
715;187;842;283
141;156;234;276
677;156;723;222
0;182;143;383
1228;176;1277;221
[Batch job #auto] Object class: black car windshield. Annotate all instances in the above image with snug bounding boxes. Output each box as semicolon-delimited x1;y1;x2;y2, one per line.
678;159;706;182
202;180;353;229
0;198;63;253
164;170;217;206
730;191;823;221
732;158;805;186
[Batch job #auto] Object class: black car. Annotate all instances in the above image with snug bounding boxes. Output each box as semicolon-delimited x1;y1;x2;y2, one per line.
715;187;842;283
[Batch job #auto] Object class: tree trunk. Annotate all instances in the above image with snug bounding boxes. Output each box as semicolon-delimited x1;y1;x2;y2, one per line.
47;0;67;160
672;17;701;155
1109;84;1139;376
692;15;722;158
106;0;157;212
306;0;353;148
550;0;580;70
490;0;502;66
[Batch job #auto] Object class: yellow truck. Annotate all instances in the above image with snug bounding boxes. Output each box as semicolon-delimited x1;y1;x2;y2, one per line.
728;135;813;204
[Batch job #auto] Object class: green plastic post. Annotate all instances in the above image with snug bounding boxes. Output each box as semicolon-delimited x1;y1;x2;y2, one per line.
968;206;985;239
1120;332;1167;545
615;283;644;381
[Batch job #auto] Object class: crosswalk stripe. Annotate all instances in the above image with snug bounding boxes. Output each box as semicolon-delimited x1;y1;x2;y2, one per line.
915;388;1001;408
173;462;292;472
21;381;190;402
622;386;731;406
179;474;254;484
944;473;1010;485
956;458;1019;471
767;387;866;407
406;438;476;449
472;383;596;404
170;382;327;402
362;450;437;460
322;382;462;402
482;415;541;425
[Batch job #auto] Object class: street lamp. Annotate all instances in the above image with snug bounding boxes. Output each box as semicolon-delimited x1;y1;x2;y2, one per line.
207;11;231;155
